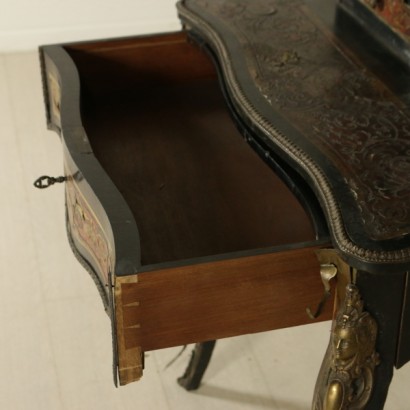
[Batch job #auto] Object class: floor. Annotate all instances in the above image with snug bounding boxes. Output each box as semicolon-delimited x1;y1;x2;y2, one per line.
1;51;410;410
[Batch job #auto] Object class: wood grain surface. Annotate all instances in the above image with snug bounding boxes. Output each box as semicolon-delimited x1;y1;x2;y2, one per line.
69;32;316;265
116;244;334;353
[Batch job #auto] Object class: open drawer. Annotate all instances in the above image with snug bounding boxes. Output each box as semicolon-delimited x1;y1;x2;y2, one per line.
40;31;332;385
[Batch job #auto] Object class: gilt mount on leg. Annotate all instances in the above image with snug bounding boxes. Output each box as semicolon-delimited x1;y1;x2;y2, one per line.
314;284;380;409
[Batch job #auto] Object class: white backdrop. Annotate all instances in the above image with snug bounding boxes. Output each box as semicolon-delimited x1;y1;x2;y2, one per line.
0;0;180;51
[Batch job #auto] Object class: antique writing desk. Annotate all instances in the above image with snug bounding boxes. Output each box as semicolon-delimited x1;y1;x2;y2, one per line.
38;0;410;408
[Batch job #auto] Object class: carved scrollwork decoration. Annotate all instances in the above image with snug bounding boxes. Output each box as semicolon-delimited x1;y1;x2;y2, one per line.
313;284;380;409
183;0;410;243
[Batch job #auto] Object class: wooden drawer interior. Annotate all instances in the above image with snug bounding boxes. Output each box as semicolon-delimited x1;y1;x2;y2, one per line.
64;32;316;266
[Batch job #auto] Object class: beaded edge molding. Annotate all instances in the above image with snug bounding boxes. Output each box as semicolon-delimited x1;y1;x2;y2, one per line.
177;1;410;266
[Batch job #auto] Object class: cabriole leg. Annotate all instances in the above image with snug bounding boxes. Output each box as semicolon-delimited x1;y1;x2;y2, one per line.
178;341;216;391
312;254;406;409
312;283;380;409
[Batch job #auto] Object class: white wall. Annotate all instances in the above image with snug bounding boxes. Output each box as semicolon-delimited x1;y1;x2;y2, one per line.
1;0;180;52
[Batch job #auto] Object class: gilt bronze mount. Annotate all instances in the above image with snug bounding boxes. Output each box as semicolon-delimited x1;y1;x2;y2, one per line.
313;283;380;409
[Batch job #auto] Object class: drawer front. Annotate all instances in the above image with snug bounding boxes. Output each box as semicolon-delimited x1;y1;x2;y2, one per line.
114;243;333;385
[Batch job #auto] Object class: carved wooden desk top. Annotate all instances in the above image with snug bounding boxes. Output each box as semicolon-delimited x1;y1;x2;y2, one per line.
177;0;410;272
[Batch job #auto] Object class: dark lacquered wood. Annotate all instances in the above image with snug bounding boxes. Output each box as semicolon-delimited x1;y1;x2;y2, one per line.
178;0;410;272
354;271;407;409
178;341;217;391
395;272;410;368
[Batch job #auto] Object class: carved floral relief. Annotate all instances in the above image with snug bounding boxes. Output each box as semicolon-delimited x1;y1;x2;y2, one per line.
313;284;380;409
188;0;410;241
